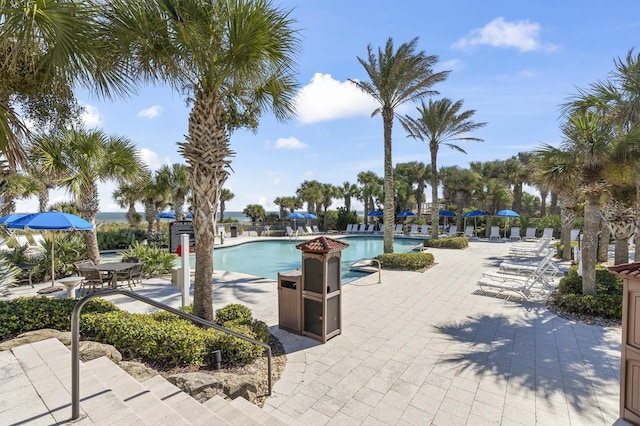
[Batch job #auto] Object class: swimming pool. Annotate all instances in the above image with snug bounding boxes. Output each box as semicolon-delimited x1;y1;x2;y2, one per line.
193;236;422;282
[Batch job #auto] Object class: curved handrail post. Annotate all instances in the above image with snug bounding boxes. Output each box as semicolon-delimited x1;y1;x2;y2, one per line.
70;289;272;421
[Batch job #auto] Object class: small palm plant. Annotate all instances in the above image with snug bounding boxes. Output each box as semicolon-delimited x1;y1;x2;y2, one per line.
0;239;20;296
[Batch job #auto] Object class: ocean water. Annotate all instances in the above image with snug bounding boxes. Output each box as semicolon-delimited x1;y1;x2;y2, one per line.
96;211;261;223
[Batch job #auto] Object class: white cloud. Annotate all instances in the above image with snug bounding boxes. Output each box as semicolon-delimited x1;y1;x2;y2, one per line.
267;171;282;185
452;17;558;52
294;73;379;124
138;148;165;170
274;137;307;150
439;59;464;72
80;104;102;127
137;105;164;119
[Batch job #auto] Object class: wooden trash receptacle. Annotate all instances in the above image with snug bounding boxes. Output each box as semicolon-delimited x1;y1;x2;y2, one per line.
608;263;640;425
277;270;302;334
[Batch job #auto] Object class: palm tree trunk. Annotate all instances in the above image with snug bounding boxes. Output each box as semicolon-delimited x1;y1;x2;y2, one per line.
581;193;600;295
598;219;609;263
79;188;101;265
179;91;233;322
559;206;575;262
382;109;394;253
430;143;439;239
127;203;137;230
539;189;548;217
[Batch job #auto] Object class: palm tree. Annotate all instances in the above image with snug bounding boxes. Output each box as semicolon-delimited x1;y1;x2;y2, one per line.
357;171;384;220
534;145;580;261
156;164;190;220
219;189;235;222
273;196;301;220
34;128;144;263
400;98;486;238
440;166;480;229
0;1;131;171
351;37;449;252
340;182;360;212
106;0;300;321
297;180;323;214
320;183;337;230
243;204;266;225
113;182;143;229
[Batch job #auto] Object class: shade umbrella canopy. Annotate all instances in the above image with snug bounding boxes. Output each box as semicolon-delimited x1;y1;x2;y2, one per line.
157;211;176;219
302;213;317;220
286;212;306;220
0;213;26;224
463;210;488;218
495;209;520;218
438;210;456;218
6;212;94;286
368;211;383;217
397;210;416;218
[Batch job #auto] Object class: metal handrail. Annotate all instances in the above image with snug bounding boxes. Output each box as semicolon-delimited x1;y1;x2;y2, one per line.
349;258;381;283
70;289;272;421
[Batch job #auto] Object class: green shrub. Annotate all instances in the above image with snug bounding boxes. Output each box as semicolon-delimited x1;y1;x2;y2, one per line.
553;265;623;319
120;241;176;276
376;252;434;270
97;228;146;251
424;237;468;249
215;304;252;324
0;297;119;341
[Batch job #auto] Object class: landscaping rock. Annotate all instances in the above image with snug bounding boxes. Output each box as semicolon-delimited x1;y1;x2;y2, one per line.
0;329;66;351
78;341;122;363
167;371;260;403
118;361;158;382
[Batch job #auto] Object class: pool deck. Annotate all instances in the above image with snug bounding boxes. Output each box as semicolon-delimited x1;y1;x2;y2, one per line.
3;235;627;425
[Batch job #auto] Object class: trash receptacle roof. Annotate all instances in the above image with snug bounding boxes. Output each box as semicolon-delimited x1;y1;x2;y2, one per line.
608;262;640;279
296;236;349;253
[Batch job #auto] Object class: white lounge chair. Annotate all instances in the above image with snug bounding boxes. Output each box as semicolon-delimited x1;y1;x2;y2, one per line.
463;225;475;238
409;224;420;235
305;226;314;235
570;229;580;241
298;226;307;235
365;224;375;233
445;225;458;237
477;254;556;300
312;225;321;234
355;224;365;233
509;227;521;241
499;249;559;283
376;224;385;234
542;228;554;239
393;224;404;235
31;234;47;248
509;236;553;258
523;227;537;241
285;226;295;238
419;225;430;237
489;226;501;240
345;224;353;233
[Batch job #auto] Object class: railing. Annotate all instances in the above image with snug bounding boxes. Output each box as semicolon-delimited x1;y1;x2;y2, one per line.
349;258;381;283
70;290;272;421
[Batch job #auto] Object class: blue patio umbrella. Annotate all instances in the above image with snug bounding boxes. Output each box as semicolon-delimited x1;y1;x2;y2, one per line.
495;209;520;238
157;211;176;219
462;210;488;237
286;212;306;230
302;212;317;220
397;210;416;218
368;211;383;217
0;213;26;224
438;210;456;218
6;212;94;285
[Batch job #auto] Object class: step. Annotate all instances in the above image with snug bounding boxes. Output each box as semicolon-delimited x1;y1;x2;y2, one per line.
204;395;264;425
11;338;145;425
85;357;189;424
143;374;231;425
230;395;288;425
0;349;56;425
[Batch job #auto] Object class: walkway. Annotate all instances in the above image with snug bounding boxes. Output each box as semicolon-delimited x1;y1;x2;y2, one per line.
3;238;624;425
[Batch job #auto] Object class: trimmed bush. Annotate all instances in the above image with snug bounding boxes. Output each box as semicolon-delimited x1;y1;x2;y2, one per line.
423;237;468;249
553;265;623;319
215;303;252;324
376;252;434;270
0;297;119;341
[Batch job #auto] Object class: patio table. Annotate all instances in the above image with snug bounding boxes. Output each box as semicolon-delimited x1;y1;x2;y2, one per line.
94;262;137;288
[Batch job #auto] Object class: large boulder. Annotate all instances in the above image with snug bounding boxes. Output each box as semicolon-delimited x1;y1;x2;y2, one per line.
118;361;158;382
0;329;66;351
167;372;260;403
78;341;122;363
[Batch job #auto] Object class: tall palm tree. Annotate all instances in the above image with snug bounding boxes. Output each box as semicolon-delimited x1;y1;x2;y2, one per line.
534;145;581;261
106;0;300;321
34;128;144;263
273;196;301;220
400;98;486;238
440;166;480;229
340;181;360;212
113;182;143;229
296;180;323;214
352;37;449;252
0;0;132;171
219;188;235;222
156;164;191;220
357;171;383;220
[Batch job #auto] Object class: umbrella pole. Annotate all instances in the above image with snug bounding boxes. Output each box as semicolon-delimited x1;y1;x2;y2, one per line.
50;235;55;286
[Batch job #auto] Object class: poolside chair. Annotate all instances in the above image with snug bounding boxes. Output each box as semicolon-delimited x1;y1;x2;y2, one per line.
393;224;404;235
77;267;106;295
499;249;559;282
542;228;554;239
418;225;430;237
463;226;475;238
31;234;47;248
365;224;375;233
445;225;458;237
489;226;501;240
312;225;321;234
376;224;385;234
523;227;537;241
509;235;553;258
509;227;521;241
297;226;307;235
305;226;314;235
345;224;353;233
285;226;295;238
409;224;419;235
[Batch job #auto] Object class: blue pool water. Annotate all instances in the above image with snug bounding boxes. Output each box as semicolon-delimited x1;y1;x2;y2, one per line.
189;236;422;282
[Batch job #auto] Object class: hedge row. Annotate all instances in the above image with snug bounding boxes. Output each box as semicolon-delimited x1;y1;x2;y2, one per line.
423;237;468;249
376;252;434;270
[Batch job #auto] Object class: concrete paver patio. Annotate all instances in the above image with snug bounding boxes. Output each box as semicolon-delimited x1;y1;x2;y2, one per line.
2;237;624;425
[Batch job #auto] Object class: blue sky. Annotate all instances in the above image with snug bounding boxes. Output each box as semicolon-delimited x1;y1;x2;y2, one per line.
17;1;640;213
